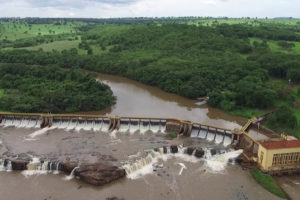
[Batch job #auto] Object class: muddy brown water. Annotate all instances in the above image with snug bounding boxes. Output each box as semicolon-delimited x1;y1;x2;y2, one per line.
0;73;284;200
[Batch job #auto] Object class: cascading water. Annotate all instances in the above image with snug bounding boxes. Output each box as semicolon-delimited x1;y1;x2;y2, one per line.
223;136;232;147
1;118;40;129
119;122;130;133
0;159;12;172
198;129;207;139
26;126;56;140
22;157;61;176
191;128;232;147
101;121;110;132
93;121;102;131
215;133;224;144
190;128;200;138
123;149;160;179
206;131;215;142
128;121;139;134
64;166;80;181
204;149;243;172
67;120;78;130
123;144;242;180
149;122;160;133
6;160;12;172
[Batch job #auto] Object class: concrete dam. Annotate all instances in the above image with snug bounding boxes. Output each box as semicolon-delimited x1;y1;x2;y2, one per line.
0;112;235;146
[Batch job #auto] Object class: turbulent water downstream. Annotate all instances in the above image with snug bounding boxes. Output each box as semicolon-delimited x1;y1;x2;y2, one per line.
0;73;282;200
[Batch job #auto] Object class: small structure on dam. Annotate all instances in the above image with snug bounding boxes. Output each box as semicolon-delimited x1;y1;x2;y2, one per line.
257;139;300;175
237;118;300;175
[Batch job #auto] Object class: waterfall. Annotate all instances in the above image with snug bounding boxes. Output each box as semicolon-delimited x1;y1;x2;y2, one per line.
215;134;224;144
206;131;215;141
129;122;139;134
67;120;77;130
93;121;102;131
27;119;37;128
83;121;93;131
41;161;49;171
19;119;30;128
223;136;232;147
6;160;12;172
0;119;5;126
64;166;80;181
0;159;12;172
3;119;13;127
124;146;203;180
22;158;61;176
149;123;160;134
119;123;129;133
123;150;160;179
101;121;109;132
53;162;61;174
110;130;118;139
191;128;232;147
190;128;200;138
0;159;5;171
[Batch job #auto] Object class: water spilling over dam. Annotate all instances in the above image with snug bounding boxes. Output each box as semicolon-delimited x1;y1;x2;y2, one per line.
0;113;235;147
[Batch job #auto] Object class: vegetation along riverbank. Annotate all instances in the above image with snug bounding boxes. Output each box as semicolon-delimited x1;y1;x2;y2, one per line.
0;63;114;113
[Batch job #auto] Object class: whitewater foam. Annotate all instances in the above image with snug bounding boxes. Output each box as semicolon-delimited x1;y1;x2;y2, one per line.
204;149;243;173
26;126;56;139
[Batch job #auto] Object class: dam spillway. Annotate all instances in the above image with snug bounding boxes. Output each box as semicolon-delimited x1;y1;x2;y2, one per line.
0;113;235;147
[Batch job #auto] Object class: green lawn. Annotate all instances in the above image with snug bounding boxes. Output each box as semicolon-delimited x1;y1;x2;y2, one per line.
251;169;286;199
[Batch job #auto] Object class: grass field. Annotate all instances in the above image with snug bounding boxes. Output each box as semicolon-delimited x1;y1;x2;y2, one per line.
0;22;79;41
292;41;300;53
21;40;81;52
250;169;286;199
249;38;290;53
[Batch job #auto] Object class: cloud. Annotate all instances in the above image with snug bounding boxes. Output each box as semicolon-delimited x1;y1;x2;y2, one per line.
27;0;139;8
0;0;299;18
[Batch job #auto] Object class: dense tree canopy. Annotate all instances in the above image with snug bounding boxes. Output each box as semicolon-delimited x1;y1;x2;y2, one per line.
0;64;114;113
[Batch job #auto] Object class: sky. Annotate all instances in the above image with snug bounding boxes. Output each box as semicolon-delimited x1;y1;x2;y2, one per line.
0;0;299;18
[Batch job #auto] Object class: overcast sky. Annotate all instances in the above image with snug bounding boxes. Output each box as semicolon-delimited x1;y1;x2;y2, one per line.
0;0;299;18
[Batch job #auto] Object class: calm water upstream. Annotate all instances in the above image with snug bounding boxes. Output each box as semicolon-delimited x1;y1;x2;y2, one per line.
0;73;282;200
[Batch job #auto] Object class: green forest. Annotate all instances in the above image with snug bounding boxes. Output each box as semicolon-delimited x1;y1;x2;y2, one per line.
1;17;300;137
0;63;114;113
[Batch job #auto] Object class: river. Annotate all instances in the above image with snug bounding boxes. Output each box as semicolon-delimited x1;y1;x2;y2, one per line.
0;73;282;200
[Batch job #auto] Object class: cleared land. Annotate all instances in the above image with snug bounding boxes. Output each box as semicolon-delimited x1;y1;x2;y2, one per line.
19;40;80;52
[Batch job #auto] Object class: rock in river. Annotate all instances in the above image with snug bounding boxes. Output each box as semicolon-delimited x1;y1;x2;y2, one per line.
75;163;126;186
